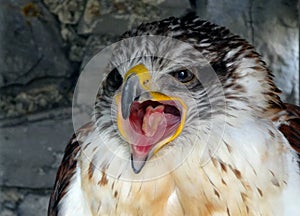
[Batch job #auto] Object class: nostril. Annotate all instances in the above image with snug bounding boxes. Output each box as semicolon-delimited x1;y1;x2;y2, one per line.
143;79;150;86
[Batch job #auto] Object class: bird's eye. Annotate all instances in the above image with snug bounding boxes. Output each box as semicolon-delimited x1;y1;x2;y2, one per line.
106;68;123;91
169;69;195;83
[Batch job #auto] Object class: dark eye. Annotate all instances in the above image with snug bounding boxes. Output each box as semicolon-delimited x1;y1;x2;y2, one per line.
170;69;195;83
106;68;123;91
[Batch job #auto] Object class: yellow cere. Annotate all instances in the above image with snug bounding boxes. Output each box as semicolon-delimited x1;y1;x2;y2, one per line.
124;64;152;90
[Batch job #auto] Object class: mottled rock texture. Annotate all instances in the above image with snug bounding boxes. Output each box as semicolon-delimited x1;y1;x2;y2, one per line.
198;0;299;104
0;0;73;91
0;187;50;216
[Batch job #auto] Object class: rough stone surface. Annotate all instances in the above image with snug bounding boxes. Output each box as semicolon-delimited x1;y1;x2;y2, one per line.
76;0;190;35
0;188;23;216
0;187;50;216
43;0;85;24
0;85;72;119
195;0;299;104
252;0;299;103
206;0;252;40
0;0;73;89
18;194;49;216
0;108;74;188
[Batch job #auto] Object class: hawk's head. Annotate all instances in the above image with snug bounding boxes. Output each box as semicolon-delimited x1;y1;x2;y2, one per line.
93;15;282;176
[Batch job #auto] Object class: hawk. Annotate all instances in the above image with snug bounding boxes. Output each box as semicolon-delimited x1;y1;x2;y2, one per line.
48;14;300;215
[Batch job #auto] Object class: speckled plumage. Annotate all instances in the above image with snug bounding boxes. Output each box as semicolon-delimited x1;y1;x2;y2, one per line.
48;15;300;216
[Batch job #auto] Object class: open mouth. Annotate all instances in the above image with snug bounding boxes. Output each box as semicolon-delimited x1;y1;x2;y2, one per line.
120;99;182;158
115;64;187;173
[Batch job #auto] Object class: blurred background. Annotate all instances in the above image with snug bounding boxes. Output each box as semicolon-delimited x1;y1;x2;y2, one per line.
0;0;299;215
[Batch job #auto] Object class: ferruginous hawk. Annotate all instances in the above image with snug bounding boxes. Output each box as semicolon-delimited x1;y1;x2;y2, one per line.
48;14;300;215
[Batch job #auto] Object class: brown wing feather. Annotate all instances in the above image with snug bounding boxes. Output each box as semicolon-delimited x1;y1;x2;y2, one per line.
48;122;94;216
278;103;300;154
48;134;80;216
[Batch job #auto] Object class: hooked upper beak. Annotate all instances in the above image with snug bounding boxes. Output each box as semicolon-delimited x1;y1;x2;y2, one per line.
121;64;151;119
116;64;187;174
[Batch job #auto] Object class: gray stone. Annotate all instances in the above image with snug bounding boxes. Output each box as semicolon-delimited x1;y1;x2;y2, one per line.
59;24;88;62
0;188;24;206
251;0;299;104
42;0;191;64
68;37;88;62
159;0;192;18
43;0;85;24
0;210;16;216
81;34;119;66
77;1;158;35
77;0;104;35
205;0;252;42
0;188;24;211
74;0;191;65
0;85;72;119
78;13;130;35
0;0;73;89
0;188;24;216
0;108;75;188
77;0;191;36
195;0;299;104
160;0;190;8
18;194;49;216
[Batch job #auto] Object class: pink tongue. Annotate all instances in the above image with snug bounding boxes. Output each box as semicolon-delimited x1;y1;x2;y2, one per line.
128;104;181;173
142;105;166;137
129;105;167;156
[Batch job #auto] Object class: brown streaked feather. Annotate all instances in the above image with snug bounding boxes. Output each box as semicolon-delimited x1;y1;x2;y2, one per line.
48;122;94;216
48;134;80;216
278;103;300;154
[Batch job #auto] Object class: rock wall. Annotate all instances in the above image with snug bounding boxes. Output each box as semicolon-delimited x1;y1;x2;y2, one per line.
0;0;298;215
198;0;299;104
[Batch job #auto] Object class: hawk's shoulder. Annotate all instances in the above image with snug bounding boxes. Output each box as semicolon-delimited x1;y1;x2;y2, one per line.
48;122;94;216
278;103;300;154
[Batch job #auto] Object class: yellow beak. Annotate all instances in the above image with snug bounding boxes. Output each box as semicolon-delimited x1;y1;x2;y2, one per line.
116;64;187;173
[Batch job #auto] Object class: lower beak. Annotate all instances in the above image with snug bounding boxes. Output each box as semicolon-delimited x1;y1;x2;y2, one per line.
130;150;149;174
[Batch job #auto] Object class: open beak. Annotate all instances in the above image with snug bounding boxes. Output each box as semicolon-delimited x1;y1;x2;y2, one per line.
116;64;187;174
